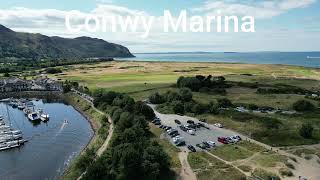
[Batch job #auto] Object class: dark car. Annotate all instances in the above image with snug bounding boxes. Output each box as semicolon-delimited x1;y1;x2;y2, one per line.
202;142;211;148
170;132;180;137
161;125;167;129
151;119;159;123
179;126;188;132
168;130;178;136
187;145;196;152
176;141;186;146
174;119;181;124
196;143;207;150
165;126;172;131
154;121;161;125
159;125;164;129
218;137;229;144
187;120;195;124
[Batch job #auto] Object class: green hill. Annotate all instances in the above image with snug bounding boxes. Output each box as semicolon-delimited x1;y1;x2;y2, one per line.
0;25;134;59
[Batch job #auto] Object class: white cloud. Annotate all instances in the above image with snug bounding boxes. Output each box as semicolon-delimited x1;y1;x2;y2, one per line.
192;0;317;19
0;2;319;52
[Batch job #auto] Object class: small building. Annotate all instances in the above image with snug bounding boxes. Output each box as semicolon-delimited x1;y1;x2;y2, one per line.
0;78;30;92
33;77;62;91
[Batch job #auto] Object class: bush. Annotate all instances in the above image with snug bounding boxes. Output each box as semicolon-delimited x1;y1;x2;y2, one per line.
171;101;184;114
299;123;314;139
46;67;62;74
217;98;233;108
292;100;315;112
179;88;193;102
148;92;165;104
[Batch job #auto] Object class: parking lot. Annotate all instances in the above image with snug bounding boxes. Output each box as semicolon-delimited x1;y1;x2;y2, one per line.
149;104;240;150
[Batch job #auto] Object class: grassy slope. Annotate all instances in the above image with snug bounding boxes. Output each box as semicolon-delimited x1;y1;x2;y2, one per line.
62;93;108;180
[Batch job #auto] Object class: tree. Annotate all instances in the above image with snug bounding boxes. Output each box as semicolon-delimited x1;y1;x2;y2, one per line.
300;123;314;139
149;92;165;104
177;77;201;91
179;88;193;102
3;72;10;77
134;101;155;120
171;101;184;114
292;100;315;112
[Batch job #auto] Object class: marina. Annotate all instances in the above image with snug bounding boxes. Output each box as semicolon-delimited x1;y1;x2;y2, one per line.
0;99;93;179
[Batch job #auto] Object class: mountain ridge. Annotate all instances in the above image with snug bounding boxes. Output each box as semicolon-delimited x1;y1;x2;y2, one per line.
0;25;134;59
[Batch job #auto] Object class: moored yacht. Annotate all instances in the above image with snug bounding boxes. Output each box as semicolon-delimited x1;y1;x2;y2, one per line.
28;112;40;121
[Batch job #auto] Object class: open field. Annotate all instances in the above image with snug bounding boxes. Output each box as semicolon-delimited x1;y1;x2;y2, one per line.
52;61;320;92
188;151;246;180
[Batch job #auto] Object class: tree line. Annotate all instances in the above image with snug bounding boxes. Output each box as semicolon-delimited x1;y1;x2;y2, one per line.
80;90;172;180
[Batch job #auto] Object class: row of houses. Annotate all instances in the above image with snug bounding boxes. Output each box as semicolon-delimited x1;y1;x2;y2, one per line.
0;77;62;93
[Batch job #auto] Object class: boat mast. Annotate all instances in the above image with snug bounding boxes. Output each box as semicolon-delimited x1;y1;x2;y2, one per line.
6;103;12;127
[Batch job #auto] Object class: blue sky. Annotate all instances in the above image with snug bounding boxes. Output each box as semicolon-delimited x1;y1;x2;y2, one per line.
0;0;319;52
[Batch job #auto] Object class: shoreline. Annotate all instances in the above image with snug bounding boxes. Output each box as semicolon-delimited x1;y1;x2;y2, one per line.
61;93;103;179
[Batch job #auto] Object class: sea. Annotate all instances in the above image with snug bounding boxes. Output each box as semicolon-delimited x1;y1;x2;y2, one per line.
120;52;320;68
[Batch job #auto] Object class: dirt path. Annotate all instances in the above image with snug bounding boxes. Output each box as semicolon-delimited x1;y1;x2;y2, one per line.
72;91;114;180
96;117;114;156
179;149;197;180
204;151;250;176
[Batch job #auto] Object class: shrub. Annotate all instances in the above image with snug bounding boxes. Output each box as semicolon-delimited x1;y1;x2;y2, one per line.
46;67;62;74
171;101;184;114
148;92;165;104
292;100;315;112
179;88;193;102
217;98;233;108
299;123;314;139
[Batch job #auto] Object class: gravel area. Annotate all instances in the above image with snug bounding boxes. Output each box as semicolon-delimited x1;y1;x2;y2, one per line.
149;104;237;150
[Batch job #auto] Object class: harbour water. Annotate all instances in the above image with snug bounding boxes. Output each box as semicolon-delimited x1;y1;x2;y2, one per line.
0;100;93;180
122;52;320;68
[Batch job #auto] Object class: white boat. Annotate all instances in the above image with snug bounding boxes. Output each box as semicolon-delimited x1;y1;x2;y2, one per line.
28;112;40;121
0;140;20;151
18;104;26;110
23;108;32;115
0;125;11;130
37;109;50;121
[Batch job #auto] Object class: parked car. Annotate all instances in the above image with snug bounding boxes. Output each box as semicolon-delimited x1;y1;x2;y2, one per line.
187;145;196;152
196;143;207;150
226;137;234;143
165;126;172;131
218;137;229;144
187;129;195;135
169;130;178;136
154;121;161;125
207;141;216;147
161;125;167;129
214;123;223;128
159;125;164;129
174;119;181;124
202;141;211;148
177;113;183;116
170;131;180;137
187;120;195;124
233;135;242;141
230;136;240;142
179;126;188;132
152;119;160;123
